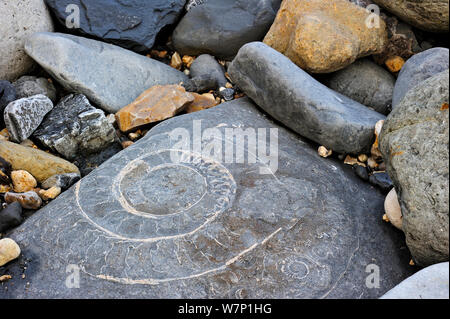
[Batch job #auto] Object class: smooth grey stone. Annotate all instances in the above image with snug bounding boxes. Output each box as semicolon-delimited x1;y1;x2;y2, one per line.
190;54;228;89
33;94;116;160
13;76;57;103
173;0;282;60
380;70;449;267
44;0;186;53
4;98;413;298
381;262;449;299
392;47;449;108
4;94;53;143
41;173;81;191
0;80;16;127
228;42;385;154
324;59;395;115
24;32;189;113
0;202;23;233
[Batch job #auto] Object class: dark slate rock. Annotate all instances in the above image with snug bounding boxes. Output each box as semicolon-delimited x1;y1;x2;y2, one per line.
229;42;386;154
380;70;449;267
41;173;81;191
25;32;188;113
173;0;282;60
33;94;116;160
4;98;413;298
392;47;449;109
0;80;16;127
368;172;393;193
190;54;228;89
44;0;186;53
4;94;54;143
353;165;369;181
381;262;449;299
218;88;235;101
182;74;219;93
13;76;57;103
73;142;123;177
324;59;395;115
0;202;23;233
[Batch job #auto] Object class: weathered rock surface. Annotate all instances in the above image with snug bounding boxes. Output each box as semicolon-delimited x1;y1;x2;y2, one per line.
392;48;449;109
0;203;22;234
263;0;387;73
0;238;20;267
4;95;53;143
0;141;80;183
381;262;449;299
3;98;413;298
372;0;449;33
173;0;282;60
116;85;194;132
380;70;449;267
33;94;116;160
44;0;186;53
325;59;395;115
13;76;57;102
24;32;189;113
0;0;54;81
229;42;385;154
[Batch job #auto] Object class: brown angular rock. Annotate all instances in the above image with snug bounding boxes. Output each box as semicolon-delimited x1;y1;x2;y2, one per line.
263;0;387;73
0;141;80;183
185;93;219;113
115;85;195;132
38;186;61;201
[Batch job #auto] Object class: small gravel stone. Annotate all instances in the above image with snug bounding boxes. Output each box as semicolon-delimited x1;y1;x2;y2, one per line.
11;170;37;193
5;191;42;210
38;186;61;201
0;238;21;267
369;172;393;193
41;173;80;191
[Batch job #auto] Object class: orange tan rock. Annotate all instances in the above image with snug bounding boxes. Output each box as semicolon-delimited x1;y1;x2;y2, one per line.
264;0;387;73
185;93;218;113
116;85;194;132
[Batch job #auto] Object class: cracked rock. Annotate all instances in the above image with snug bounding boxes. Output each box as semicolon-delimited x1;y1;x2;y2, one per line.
4;94;54;143
33;94;116;160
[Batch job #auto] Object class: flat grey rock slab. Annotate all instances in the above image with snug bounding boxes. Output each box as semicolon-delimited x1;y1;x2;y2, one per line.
44;0;186;53
25;32;189;113
381;262;449;299
3;98;413;298
173;0;282;60
393;47;449;109
229;42;385;154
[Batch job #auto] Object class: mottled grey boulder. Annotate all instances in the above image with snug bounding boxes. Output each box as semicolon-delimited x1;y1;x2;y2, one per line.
324;59;395;115
381;262;449;299
173;0;282;59
13;76;57;103
33;94;116;160
44;0;186;53
229;42;385;154
24;32;188;113
380;70;449;267
41;173;81;191
0;0;54;81
393;48;449;109
190;54;228;90
0;80;16;127
4;94;53;143
4;98;413;298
